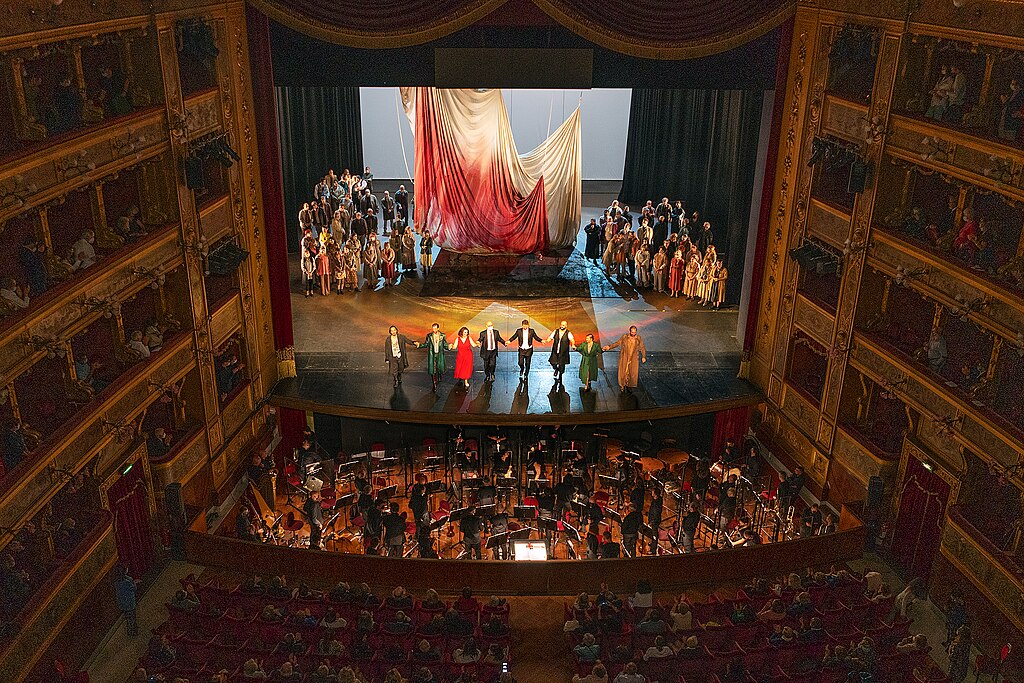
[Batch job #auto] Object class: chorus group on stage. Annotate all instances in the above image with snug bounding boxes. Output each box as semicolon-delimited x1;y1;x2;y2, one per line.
584;198;728;307
298;168;433;297
384;321;647;394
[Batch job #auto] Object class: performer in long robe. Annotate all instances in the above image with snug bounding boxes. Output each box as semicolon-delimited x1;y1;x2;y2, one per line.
603;326;647;393
381;243;397;286
343;246;360;292
575;334;603;392
683;254;701;299
712;261;729;309
327;240;343;294
362;237;380;290
420;233;434;274
635;246;651;289
668;250;685;298
652;247;668;293
401;227;417;275
546;321;575;388
697;256;714;304
584;219;602;262
453;326;478;387
418;323;451;392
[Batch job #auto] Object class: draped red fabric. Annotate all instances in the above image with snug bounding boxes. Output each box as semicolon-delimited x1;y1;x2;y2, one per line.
276;407;307;467
248;0;794;58
411;87;550;254
711;406;752;458
891;456;950;581
247;5;294;354
108;464;154;579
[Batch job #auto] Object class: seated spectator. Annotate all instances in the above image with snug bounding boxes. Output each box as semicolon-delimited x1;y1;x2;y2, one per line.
486;595;507;609
572;663;608;683
410;667;440;683
54;517;82;557
822;644;851;670
595;583;622;609
630;580;653;609
420;588;443;610
320;609;347;630
216;353;244;400
758;599;787;622
798;617;826;643
595;603;623;633
676;635;704;659
574;633;601;663
482;642;507;665
452;637;482;664
745;577;771;596
0;278;29;311
148;634;176;667
851;636;877;672
611;662;643;683
669;599;692;631
482;614;509;637
337;668;367;683
573;592;590;613
143;320;166;353
636;608;667;634
388;586;413;609
170;587;200;613
147;428;172;459
242;658;267;679
355;610;375;632
412;638;441;662
419;613;445;635
609;644;633;663
275;661;301;680
278;632;304;654
128;330;151;359
455;586;480;613
721;657;747;682
328;581;351;603
643;635;673;660
317;637;345;657
444;607;474;636
71;231;98;271
382;670;406;683
787;592;814;617
769;626;797;647
240;575;263;594
308;664;337;683
74;354;108;393
349;632;373;660
2;421;29;475
897;634;929;653
384;610;413;634
729;601;755;624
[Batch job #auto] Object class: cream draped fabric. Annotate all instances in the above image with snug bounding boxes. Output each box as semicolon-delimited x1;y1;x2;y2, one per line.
401;87;582;253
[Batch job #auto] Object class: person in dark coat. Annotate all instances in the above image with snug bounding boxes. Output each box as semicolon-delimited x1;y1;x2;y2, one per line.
395;185;410;221
584;218;602;262
546;321;575;388
652;215;670;251
384;325;418;387
350;212;368;248
477;321;506;382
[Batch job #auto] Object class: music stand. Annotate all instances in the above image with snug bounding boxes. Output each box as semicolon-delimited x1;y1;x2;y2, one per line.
514;505;538;520
477;503;497;518
378;484;398;499
425;479;446;495
497;477;517;490
510;526;536;540
538;517;560;534
486;532;509;553
605;507;623;524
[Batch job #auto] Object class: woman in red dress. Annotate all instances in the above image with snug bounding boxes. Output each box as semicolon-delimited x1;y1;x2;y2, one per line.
453;326;478;387
668;249;685;298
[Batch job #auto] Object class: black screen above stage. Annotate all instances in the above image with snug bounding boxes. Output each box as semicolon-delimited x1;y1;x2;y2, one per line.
270;20;781;90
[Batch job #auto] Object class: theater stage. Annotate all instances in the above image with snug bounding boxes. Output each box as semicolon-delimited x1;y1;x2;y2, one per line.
273;193;760;423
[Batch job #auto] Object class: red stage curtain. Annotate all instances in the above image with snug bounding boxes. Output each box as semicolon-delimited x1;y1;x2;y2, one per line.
249;0;794;59
247;5;294;357
712;406;752;459
891;456;951;581
108;464;154;579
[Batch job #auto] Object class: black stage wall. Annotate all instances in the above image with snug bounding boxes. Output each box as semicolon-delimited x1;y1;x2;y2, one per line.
276;86;364;252
619;89;765;304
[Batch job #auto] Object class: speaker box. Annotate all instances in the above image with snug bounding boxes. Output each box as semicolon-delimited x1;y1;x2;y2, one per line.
847;160;869;194
866;475;884;511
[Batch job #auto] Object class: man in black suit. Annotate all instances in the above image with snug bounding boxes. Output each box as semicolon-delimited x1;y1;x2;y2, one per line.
384;325;418;387
599;530;620;558
620;504;642;558
350;212;367;248
655;197;672;225
546;320;575;387
477;321;505;382
653;215;670;251
359;188;374;216
365;208;378;237
382;502;406;556
303;490;323;550
395;184;409;221
509;319;544;381
460;505;483;559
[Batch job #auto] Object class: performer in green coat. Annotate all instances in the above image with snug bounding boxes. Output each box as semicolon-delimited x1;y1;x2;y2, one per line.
418;323;451;392
576;334;603;392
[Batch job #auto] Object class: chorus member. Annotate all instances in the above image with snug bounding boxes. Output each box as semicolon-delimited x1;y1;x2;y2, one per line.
653;214;670;252
343;244;360;292
384;325;418;387
697;255;714;304
652;246;668;293
604;326;646;393
420;232;434;274
401;226;417;275
395;184;409;221
601;229;617;273
509;319;544;381
301;247;316;298
453;326;478;388
613;231;629;279
381;242;397;286
668;250;685;298
584;218;602;263
478;321;506;382
316;243;331;296
363;237;380;290
546;321;575;388
328;240;344;294
576;333;603;392
711;260;728;309
683;251;700;299
635;245;651;288
298;202;313;244
637;219;653;251
365;208;379;238
350;211;367;248
380;191;395;234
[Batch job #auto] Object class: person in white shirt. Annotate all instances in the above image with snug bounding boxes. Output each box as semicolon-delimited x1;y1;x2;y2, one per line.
72;230;98;270
128;330;151;359
0;278;29;310
630;580;654;609
612;662;646;683
643;636;673;660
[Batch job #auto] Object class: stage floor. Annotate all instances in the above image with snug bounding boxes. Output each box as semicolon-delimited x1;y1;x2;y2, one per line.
276;192;760;423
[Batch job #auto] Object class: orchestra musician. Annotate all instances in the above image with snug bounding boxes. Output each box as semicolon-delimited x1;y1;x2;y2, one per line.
303;490;324;550
489;509;509;560
647;488;663;555
382;502;407;557
620;504;642;557
460;504;483;559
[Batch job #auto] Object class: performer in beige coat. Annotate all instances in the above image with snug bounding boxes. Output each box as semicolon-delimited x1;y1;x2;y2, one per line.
603;325;647;393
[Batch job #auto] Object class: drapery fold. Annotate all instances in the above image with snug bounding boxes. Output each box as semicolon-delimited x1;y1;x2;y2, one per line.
401;87;581;254
248;0;794;59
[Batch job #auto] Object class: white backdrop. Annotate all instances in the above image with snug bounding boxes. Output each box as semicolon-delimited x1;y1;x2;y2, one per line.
359;87;632;181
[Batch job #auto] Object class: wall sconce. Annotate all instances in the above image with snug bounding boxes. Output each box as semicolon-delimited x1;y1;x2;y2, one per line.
861;114;891;146
952;294;989;321
169;109;192;143
0;175;38;210
47;464;76;484
132;265;167;289
842;237;869;257
22;335;64;359
932;414;963;438
80;295;120;319
102;418;138;443
919;136;953;164
180;236;210;274
893;265;928;287
880;374;908;397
